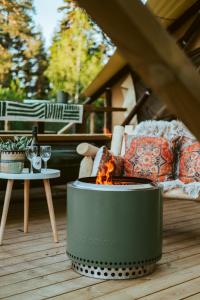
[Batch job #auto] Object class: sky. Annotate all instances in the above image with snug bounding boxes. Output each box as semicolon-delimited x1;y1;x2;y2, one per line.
33;0;148;49
33;0;64;49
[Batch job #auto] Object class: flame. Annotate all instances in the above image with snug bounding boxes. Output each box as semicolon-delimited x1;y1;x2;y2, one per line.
96;157;115;185
103;128;111;134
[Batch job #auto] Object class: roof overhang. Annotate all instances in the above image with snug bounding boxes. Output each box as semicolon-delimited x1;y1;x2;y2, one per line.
84;0;199;98
78;0;200;139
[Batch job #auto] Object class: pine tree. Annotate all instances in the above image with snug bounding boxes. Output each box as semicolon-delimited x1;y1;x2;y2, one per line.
0;0;49;99
46;0;114;102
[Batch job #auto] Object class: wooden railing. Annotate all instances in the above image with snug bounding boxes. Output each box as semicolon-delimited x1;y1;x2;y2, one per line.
58;103;126;134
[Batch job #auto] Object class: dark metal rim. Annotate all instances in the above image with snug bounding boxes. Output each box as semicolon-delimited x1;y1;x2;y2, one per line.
67;251;162;268
78;176;155;186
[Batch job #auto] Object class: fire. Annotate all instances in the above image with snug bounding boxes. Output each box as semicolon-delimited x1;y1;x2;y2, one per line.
103;128;111;134
96;157;115;185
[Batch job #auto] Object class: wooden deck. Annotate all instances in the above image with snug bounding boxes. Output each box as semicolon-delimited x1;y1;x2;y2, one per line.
0;189;200;300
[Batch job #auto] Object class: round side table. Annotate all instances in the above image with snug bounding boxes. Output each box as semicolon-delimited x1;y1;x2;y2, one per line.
0;169;60;245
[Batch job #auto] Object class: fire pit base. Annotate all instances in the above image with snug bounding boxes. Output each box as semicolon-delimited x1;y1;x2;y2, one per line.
71;260;156;280
67;177;163;280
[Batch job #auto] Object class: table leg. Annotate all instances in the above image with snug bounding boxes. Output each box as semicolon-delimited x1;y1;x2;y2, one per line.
43;179;58;243
0;180;14;245
24;180;30;233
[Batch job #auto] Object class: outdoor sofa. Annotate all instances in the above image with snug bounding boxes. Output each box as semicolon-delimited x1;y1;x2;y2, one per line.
77;120;200;200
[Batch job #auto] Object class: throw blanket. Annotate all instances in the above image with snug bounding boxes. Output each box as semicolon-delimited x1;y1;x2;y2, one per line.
159;180;200;199
0;101;83;123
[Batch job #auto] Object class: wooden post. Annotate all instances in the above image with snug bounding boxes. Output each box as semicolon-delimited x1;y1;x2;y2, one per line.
104;88;112;134
37;122;45;134
90;112;95;133
121;90;150;126
4;120;10;132
152;105;167;120
76;109;87;133
178;10;200;49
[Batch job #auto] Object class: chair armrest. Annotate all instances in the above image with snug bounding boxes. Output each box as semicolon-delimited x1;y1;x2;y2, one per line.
76;143;99;157
78;156;94;178
110;125;124;156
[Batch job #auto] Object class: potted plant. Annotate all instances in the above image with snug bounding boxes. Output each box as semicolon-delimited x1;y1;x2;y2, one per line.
0;136;31;173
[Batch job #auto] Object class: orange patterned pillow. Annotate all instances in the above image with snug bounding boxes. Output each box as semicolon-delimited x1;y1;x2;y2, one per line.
124;135;175;182
179;141;200;183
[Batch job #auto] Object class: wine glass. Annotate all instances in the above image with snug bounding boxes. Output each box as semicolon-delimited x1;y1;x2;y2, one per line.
26;146;38;174
40;146;51;173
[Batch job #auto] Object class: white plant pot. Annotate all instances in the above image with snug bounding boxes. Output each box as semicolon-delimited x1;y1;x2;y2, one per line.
1;151;25;173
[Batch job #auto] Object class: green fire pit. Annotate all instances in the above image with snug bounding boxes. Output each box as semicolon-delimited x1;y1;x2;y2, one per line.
67;177;163;280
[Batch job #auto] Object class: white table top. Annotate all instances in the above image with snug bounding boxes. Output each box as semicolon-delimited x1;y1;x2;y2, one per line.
0;169;60;180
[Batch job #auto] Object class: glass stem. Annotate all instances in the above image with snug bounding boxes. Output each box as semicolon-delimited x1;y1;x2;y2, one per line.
30;160;33;173
45;161;47;172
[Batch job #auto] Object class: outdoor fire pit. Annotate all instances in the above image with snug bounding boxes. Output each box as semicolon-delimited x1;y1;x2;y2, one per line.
67;176;163;280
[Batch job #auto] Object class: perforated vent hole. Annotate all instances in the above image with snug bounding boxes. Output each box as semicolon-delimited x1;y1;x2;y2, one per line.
72;261;156;279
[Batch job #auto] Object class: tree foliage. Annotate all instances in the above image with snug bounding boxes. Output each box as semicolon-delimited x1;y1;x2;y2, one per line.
0;0;49;99
0;80;25;101
46;0;114;102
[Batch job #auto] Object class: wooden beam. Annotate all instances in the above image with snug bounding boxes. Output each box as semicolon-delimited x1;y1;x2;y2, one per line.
121;90;150;126
78;0;200;140
178;10;200;49
75;110;88;133
84;105;126;113
89;112;95;133
84;50;127;99
57;105;126;134
57;122;75;134
152;105;168;120
188;47;200;67
86;65;130;103
168;0;200;33
104;88;112;133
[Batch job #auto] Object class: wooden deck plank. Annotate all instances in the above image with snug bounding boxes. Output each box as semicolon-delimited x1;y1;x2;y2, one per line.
2;277;102;300
0;195;199;300
0;245;66;268
0;234;200;286
0;241;199;294
0;253;67;277
0;261;70;288
35;264;200;300
183;294;200;300
87;265;200;300
0;245;199;297
140;277;200;300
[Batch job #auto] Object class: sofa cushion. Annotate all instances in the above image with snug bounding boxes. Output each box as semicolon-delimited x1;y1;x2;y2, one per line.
179;139;200;183
124;135;175;182
91;146;124;177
